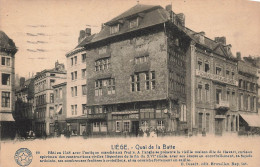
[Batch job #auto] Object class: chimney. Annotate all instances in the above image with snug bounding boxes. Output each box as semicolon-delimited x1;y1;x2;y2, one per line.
214;36;226;45
165;4;172;13
177;13;185;27
85;28;91;37
20;77;25;87
101;23;104;30
78;30;86;44
236;52;241;60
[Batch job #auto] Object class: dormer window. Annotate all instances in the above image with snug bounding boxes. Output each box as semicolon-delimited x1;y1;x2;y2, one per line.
110;24;119;34
129;18;138;28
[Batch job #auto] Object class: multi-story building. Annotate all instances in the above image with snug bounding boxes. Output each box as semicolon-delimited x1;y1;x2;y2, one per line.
14;77;34;137
65;29;94;136
52;82;67;134
34;61;66;136
79;4;191;136
0;31;17;139
185;32;239;136
236;54;259;134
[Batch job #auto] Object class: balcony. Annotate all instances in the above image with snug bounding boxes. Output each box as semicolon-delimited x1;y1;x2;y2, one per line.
215;100;230;111
196;70;238;86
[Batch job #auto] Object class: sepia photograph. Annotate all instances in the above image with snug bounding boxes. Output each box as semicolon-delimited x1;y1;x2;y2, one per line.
1;0;260;166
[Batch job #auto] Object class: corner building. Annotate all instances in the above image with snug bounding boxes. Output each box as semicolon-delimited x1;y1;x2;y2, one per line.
0;31;17;139
81;4;190;136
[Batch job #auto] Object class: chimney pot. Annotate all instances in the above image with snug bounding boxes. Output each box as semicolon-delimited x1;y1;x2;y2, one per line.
78;30;86;44
236;52;241;60
85;28;91;36
165;4;172;12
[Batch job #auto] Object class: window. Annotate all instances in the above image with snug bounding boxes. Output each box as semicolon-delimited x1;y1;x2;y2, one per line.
232;92;235;106
216;89;222;104
50;73;55;76
116;121;121;132
59;88;62;99
123;121;130;132
239;79;242;88
93;122;100;132
131;74;140;92
197;61;202;70
1;57;10;66
151;71;155;90
108;78;115;95
71;87;74;97
71;105;74;115
110;24;119;34
82;53;86;63
95;80;102;96
74;86;77;96
205;62;210;72
1;73;10;85
197;84;202;101
50;79;55;88
82;69;86;79
74;56;77;65
239;93;243;110
129;18;138;28
231;72;235;79
50;93;54;103
82;85;87;95
226;70;230;77
205;84;210;102
75;105;77;115
95;58;110;71
141;121;149;131
1;91;10;108
157;120;164;129
216;67;222;75
71;57;73;66
145;72;150;90
226;90;230;102
135;55;149;64
71;72;74;80
74;71;77;80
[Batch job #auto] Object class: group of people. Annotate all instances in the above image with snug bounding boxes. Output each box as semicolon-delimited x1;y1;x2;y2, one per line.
138;127;166;137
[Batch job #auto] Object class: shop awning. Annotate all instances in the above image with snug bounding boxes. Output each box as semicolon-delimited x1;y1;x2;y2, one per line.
240;113;260;127
0;113;15;122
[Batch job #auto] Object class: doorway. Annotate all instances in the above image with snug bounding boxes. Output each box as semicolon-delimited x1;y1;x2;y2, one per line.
215;119;224;136
131;121;139;137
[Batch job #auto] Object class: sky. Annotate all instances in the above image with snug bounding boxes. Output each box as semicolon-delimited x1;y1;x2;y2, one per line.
0;0;260;78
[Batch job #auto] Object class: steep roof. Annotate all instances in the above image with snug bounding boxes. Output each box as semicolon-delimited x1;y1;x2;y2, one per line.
80;4;169;46
106;4;161;24
0;30;17;53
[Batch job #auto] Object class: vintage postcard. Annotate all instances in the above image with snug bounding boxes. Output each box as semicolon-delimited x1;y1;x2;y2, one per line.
0;0;260;166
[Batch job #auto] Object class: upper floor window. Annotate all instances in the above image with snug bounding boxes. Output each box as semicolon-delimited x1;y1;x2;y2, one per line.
216;67;222;75
1;57;10;66
50;79;55;88
82;69;86;79
74;56;77;65
135;55;149;64
82;85;87;95
50;73;55;77
95;58;110;71
197;61;202;70
110;24;119;34
82;53;86;63
131;74;140;92
1;91;10;108
197;84;202;101
1;73;10;86
205;62;210;73
71;57;73;66
59;88;62;99
108;78;115;95
50;93;54;103
129;18;138;28
95;80;103;96
205;84;210;102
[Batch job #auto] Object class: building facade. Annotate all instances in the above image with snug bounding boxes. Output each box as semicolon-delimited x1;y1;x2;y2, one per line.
65;31;94;136
237;55;259;134
14;77;34;137
52;82;67;135
186;33;239;136
0;31;17;139
34;61;66;136
78;4;191;136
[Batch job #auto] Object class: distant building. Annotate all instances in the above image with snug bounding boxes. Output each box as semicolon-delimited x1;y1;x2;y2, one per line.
14;77;34;137
52;82;67;135
33;61;66;136
0;31;17;139
237;54;259;134
65;30;94;136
